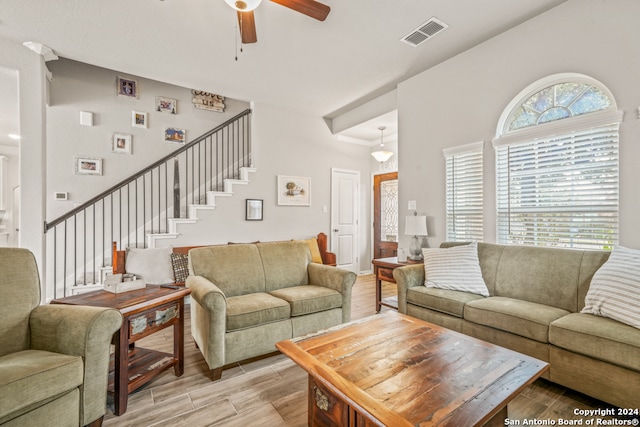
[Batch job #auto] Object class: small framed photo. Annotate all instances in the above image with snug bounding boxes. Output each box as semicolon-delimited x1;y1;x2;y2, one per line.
75;157;103;176
165;127;186;144
156;96;177;114
117;77;138;98
246;199;263;221
132;111;148;128
112;133;132;154
277;175;311;206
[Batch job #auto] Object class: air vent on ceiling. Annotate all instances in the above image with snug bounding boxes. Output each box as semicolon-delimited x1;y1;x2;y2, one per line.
401;17;448;47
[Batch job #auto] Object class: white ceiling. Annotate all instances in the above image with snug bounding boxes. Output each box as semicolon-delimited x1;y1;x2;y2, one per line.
0;0;567;145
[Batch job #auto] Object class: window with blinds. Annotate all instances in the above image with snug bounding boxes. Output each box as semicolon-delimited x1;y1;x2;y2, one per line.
444;142;484;242
494;75;621;250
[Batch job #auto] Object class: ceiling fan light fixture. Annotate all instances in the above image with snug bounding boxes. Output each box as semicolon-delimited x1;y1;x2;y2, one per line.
225;0;262;11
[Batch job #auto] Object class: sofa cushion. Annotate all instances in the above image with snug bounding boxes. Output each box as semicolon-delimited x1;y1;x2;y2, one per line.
258;241;311;292
226;293;291;331
0;248;40;357
269;285;342;317
407;287;484;318
125;246;175;285
581;245;640;329
464;296;570;343
492;245;585;312
422;242;489;297
189;244;266;297
0;349;83;420
550;312;640;372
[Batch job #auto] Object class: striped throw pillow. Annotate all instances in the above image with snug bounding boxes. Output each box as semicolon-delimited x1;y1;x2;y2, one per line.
582;245;640;329
422;242;489;297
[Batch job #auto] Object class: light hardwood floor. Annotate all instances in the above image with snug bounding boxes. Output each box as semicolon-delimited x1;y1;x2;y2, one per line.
104;275;618;426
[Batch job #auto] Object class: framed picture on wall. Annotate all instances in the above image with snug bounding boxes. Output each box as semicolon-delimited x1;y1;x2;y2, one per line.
132;111;148;128
246;199;263;221
164;127;186;144
112;133;132;154
75;157;103;176
277;175;311;206
156;96;177;114
116;77;138;98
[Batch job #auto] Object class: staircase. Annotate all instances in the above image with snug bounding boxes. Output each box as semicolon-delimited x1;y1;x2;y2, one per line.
44;109;253;298
146;166;255;248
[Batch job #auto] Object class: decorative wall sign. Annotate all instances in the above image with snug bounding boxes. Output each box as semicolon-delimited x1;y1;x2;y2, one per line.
75;157;103;175
132;111;148;128
246;199;263;221
191;90;225;112
277;175;311;206
112;133;132;154
156;96;177;114
165;128;186;144
117;77;138;98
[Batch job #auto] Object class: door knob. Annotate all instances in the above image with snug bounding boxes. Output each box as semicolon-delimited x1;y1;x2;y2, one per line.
333;229;339;232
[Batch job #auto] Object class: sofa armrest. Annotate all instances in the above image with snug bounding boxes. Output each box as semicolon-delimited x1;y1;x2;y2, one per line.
186;275;228;371
393;264;425;314
29;304;123;426
308;263;357;322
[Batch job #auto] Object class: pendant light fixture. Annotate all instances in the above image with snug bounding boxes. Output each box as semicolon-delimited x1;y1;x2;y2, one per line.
371;126;394;163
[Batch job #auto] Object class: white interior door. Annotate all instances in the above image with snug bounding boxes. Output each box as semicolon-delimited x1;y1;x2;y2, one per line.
331;168;359;273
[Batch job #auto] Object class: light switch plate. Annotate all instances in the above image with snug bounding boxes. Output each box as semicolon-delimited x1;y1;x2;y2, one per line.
408;200;416;210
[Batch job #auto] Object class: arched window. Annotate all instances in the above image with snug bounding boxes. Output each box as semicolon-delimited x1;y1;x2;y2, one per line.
493;73;622;249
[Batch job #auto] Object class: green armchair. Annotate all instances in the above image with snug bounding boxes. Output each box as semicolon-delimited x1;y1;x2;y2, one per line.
0;248;123;426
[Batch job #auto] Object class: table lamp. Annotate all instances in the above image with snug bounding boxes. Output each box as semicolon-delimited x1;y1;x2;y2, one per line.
405;212;428;260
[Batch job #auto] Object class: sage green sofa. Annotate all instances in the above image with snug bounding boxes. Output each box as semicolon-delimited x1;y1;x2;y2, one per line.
186;240;356;380
0;248;123;427
393;242;640;409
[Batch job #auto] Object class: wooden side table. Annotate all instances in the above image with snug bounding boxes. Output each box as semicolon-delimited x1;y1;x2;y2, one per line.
52;285;191;416
372;257;422;312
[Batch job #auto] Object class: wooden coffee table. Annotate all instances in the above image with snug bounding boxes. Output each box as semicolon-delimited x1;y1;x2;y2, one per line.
276;311;549;427
52;285;190;416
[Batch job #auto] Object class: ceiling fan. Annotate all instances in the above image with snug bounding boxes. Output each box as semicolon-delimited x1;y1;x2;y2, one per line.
224;0;330;44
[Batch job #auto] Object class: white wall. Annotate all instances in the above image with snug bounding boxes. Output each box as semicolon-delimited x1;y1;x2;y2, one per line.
397;0;640;250
44;59;374;273
46;59;251;220
0;37;48;280
160;101;374;273
0;146;19;246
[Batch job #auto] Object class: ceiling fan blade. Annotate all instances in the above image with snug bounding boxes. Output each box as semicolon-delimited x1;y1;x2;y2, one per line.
237;10;257;44
270;0;330;21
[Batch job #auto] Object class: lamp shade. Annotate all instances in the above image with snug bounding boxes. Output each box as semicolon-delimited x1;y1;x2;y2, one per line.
405;215;428;236
371;150;394;162
224;0;262;11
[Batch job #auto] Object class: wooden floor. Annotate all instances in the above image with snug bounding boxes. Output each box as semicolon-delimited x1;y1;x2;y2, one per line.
104;275;616;426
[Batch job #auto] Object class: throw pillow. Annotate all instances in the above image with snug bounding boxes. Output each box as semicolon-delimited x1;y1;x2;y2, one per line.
304;238;324;264
422;242;489;297
582;245;640;329
171;253;190;283
125;246;174;285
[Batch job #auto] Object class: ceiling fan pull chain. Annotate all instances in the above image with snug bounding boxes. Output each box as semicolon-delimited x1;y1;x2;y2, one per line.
234;13;239;61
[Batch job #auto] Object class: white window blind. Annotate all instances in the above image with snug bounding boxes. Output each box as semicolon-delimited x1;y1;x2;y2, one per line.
444;142;484;242
495;123;619;249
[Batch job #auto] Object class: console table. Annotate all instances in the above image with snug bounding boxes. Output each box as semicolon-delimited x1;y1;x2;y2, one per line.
52;285;190;415
372;257;422;312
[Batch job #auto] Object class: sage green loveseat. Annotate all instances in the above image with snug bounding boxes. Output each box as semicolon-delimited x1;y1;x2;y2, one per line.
393;242;640;409
186;240;356;380
0;248;123;427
